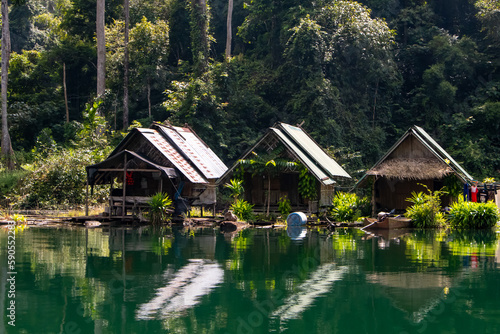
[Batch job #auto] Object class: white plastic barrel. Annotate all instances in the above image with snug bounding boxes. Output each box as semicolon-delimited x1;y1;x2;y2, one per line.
286;212;307;226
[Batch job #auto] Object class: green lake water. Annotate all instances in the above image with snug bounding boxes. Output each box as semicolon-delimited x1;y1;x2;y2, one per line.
2;225;500;334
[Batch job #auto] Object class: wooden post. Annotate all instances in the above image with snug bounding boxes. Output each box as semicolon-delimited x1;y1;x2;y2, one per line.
371;176;376;218
109;179;114;217
122;154;127;218
85;180;89;216
63;63;69;123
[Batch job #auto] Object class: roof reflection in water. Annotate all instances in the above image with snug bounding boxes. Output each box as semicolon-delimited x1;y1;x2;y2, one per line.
271;264;347;322
136;259;224;320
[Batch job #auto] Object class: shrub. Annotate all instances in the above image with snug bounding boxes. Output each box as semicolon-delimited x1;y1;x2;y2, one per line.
224;179;244;201
230;199;255;221
148;192;173;226
405;189;445;228
278;195;291;217
447;200;499;229
329;192;369;222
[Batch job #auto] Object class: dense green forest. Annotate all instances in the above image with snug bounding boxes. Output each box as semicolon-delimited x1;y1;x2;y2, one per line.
1;0;499;208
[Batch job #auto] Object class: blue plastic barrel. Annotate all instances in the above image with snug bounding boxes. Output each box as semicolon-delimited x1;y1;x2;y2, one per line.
286;212;307;226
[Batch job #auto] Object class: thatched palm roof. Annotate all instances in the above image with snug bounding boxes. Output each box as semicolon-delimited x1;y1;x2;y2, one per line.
366;158;453;180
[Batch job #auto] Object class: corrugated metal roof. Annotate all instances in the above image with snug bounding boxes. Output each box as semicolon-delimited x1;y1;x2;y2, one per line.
218;122;350;185
140;129;208;184
412;126;473;182
272;128;335;185
158;125;228;179
278;123;351;179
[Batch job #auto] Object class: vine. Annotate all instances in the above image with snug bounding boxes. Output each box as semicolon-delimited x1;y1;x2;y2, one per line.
298;166;317;200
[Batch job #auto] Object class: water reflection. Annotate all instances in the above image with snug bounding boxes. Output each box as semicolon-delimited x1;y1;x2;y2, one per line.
3;225;500;333
136;259;224;320
271;264;347;322
286;226;307;242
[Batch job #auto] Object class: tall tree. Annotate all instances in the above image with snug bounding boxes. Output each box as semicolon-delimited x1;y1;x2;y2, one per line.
1;0;14;169
189;0;210;74
96;0;106;97
123;0;129;129
225;0;233;59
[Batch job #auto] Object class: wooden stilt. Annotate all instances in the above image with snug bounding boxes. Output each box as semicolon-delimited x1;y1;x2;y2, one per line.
371;176;376;218
123;154;128;219
85;180;89;216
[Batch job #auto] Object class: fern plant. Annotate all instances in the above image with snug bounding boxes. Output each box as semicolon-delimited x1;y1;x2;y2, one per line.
148;192;173;226
405;187;446;228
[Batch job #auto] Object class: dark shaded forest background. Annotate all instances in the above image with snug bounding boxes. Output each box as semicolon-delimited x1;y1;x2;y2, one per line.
2;0;500;208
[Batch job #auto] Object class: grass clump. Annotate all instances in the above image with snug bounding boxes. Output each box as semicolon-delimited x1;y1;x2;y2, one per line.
329;192;370;223
148;192;173;226
447;200;499;229
405;188;446;228
230;199;255;221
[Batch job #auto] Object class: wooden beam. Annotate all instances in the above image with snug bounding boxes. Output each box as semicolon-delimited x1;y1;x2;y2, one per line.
94;168;162;173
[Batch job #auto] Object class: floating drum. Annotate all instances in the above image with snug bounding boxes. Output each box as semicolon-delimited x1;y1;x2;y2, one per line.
286;212;307;226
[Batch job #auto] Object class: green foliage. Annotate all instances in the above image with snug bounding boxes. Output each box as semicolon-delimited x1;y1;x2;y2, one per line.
0;170;28;200
147;192;173;226
405;187;446;228
14;101;113;209
278;195;291;217
224;178;244;201
447;200;500;229
298;166;317;200
6;0;500;199
443;175;462;199
11;213;27;225
230;199;255;222
329;192;369;223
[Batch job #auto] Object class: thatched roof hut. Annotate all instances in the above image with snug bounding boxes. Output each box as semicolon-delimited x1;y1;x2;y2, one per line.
356;126;473;214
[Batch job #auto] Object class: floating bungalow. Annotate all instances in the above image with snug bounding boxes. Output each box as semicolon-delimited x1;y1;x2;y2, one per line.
218;122;351;214
86;122;228;219
356;125;473;215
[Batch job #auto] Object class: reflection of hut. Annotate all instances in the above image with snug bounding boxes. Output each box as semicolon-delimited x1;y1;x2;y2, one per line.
218;122;351;213
356;126;473;214
86;122;228;219
367;272;452;323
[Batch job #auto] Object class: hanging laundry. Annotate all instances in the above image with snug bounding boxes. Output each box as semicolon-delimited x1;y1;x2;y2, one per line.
479;188;488;203
470;184;478;202
463;183;470;201
126;171;134;186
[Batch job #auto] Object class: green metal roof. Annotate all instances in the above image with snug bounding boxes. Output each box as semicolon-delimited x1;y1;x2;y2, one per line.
277;123;351;180
218;122;351;185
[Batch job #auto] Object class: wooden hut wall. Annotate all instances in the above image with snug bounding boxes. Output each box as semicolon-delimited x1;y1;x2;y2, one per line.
375;178;433;212
389;135;435;160
243;172;302;207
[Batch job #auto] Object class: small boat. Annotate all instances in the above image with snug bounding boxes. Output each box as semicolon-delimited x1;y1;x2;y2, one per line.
362;216;412;230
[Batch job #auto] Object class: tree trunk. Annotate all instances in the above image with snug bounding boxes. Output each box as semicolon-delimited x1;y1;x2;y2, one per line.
225;0;233;60
190;0;209;74
1;0;14;170
63;62;69;123
147;79;151;118
96;0;106;97
123;0;129;130
266;173;271;216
